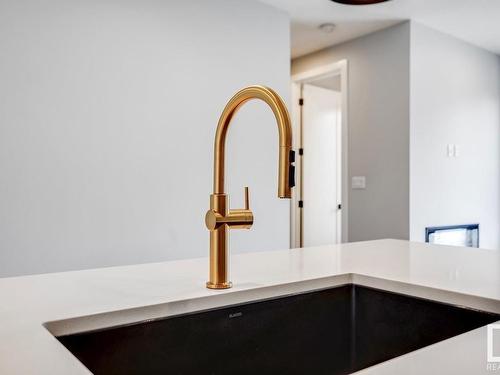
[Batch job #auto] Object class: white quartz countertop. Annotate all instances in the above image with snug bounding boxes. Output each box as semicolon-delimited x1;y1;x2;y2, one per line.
1;239;499;374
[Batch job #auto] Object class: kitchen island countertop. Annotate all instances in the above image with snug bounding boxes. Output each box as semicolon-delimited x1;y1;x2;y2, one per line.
1;239;499;374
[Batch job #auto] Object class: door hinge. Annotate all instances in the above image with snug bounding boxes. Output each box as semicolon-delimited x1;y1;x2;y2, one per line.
299;98;304;106
298;200;304;208
298;148;304;156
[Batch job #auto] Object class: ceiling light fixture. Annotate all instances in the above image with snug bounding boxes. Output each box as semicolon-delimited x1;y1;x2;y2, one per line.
330;0;391;5
319;23;336;33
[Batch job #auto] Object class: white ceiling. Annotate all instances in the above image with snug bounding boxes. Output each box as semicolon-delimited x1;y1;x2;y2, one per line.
258;0;500;58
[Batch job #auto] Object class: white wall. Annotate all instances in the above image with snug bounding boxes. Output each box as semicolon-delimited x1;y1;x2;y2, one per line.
410;22;500;249
0;0;290;277
292;22;410;242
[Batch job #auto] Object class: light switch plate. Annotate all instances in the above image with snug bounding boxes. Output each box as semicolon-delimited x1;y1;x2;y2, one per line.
447;144;454;157
352;176;366;189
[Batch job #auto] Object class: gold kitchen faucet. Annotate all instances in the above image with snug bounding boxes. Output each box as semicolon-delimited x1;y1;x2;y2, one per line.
205;86;294;289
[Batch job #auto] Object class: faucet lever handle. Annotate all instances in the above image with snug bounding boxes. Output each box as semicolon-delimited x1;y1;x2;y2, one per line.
244;186;250;210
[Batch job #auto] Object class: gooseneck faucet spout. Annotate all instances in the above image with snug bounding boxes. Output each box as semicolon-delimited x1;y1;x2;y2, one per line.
213;86;294;198
205;85;295;289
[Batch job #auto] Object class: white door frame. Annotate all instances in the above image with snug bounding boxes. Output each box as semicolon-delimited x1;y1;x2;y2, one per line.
290;59;349;248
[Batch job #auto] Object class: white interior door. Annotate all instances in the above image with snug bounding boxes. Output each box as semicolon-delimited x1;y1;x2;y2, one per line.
302;83;340;247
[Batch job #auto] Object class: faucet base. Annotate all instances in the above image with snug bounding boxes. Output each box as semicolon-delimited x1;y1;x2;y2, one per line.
206;281;232;290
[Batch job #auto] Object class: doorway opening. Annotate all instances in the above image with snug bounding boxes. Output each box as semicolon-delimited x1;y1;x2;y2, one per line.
290;60;348;248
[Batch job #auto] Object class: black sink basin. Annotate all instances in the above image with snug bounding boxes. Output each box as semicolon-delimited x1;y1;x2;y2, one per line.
57;284;500;375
